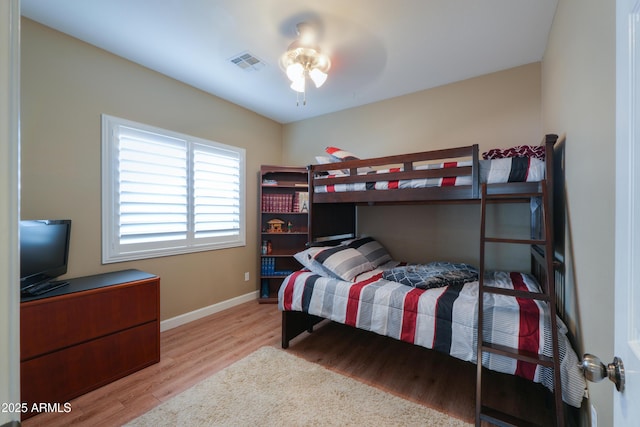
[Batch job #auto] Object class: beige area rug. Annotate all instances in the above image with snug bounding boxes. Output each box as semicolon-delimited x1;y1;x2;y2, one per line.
125;346;472;427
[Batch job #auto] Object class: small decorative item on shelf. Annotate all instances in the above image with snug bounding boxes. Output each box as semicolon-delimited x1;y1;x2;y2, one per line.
261;240;268;255
287;221;293;233
267;218;285;232
267;240;272;254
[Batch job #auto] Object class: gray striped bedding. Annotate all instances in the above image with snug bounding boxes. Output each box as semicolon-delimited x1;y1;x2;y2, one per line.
278;265;586;408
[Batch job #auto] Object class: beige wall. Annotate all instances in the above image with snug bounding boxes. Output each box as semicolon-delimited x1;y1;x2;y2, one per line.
284;63;542;164
20;19;283;320
542;0;616;425
284;63;542;268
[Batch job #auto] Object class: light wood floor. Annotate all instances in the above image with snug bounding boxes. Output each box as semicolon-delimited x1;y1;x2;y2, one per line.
22;300;564;426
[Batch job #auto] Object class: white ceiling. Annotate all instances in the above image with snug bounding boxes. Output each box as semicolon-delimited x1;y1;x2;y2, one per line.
20;0;558;124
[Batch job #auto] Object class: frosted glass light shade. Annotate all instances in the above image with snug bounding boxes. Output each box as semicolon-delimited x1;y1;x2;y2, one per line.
286;63;304;82
290;76;305;93
309;68;328;88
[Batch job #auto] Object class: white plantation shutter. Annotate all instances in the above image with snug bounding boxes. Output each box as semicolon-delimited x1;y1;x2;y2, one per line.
193;143;241;240
118;127;189;245
102;115;245;263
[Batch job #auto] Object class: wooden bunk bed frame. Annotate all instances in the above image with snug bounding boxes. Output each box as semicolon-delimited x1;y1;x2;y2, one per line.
310;135;556;202
280;134;570;426
282;132;561;342
306;134;558;248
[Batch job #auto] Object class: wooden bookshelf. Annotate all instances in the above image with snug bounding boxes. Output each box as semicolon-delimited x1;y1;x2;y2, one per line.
258;166;309;303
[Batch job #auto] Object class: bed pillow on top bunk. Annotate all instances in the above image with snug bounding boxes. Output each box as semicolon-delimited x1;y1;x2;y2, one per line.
311;245;375;281
482;145;546;160
341;236;392;267
326;146;361;162
314;155;347;176
324;146;374;174
382;262;479;290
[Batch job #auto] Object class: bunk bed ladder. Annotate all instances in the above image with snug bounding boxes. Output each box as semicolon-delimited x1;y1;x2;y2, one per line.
475;180;564;427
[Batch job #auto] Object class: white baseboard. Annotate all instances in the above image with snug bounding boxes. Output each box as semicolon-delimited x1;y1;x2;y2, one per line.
160;290;259;332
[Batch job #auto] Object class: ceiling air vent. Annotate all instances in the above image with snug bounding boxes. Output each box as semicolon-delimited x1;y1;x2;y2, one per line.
229;52;266;72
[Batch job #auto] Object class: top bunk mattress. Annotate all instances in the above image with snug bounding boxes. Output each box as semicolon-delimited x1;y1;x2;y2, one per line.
308;140;554;202
314;157;545;194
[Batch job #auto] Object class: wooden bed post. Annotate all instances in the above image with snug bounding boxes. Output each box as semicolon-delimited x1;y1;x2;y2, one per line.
472;144;479;198
281;311;322;349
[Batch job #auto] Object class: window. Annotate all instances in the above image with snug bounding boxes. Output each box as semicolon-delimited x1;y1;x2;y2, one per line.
101;114;245;263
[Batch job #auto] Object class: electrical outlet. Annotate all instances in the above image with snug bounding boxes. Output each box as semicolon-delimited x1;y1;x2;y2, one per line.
244;272;250;281
591;404;597;427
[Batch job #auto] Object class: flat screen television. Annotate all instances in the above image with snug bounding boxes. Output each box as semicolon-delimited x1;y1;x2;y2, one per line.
20;219;72;291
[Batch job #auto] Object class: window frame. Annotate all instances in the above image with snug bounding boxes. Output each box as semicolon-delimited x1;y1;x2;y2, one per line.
101;114;246;264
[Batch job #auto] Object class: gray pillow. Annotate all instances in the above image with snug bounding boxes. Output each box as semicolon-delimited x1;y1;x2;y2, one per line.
312;245;374;281
343;236;392;267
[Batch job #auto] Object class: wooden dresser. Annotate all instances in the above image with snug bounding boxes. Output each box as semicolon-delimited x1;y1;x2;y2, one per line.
20;269;160;419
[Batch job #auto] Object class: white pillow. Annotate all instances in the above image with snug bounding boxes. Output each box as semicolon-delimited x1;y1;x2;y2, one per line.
314;155;346;176
325;146;374;174
293;247;330;277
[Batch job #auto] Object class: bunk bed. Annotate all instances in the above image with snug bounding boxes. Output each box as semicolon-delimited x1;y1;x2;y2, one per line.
277;135;586;416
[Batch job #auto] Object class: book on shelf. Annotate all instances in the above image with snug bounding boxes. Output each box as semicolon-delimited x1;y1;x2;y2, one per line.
261;257;275;275
261;193;294;212
294;192;309;213
260;258;292;276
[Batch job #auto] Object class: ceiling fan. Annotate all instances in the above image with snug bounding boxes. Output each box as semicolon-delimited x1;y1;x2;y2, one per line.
279;22;331;106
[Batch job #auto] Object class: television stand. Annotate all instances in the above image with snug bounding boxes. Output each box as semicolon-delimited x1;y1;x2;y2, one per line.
20;269;160;420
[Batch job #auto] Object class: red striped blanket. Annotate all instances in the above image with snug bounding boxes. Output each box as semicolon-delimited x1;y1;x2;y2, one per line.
278;267;585;408
313;157;545;193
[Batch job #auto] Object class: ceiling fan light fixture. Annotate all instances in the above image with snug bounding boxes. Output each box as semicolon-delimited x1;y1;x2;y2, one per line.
280;22;331;105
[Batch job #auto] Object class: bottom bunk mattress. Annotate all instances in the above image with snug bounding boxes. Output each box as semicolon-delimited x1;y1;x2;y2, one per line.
278;266;586;408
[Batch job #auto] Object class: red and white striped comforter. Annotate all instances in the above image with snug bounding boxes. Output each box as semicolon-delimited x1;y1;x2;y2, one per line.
278;265;585;408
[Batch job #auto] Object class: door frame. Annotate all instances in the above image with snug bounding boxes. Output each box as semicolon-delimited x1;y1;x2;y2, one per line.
0;0;21;425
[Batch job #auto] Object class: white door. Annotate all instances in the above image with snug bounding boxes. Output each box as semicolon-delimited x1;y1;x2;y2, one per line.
614;0;640;424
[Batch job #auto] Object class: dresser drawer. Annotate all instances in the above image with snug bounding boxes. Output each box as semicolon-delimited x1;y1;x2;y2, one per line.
21;278;159;360
21;321;159;410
